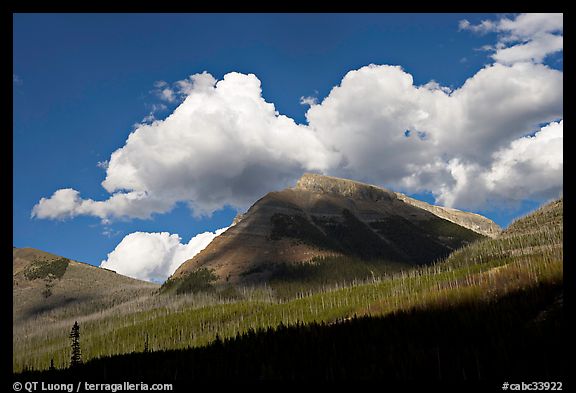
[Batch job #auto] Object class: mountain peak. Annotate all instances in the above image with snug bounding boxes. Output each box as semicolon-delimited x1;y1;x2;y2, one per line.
294;173;396;202
293;173;500;238
171;173;501;285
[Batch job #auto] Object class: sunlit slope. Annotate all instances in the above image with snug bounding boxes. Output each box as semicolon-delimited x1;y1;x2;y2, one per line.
13;247;158;326
171;173;498;287
14;199;561;372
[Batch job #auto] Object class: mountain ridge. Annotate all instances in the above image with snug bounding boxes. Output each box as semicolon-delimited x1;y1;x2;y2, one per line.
171;173;500;286
296;173;500;237
14;197;562;375
13;247;158;326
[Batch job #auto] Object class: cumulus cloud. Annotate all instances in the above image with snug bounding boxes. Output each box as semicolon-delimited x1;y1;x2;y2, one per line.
482;120;563;203
460;13;563;64
432;121;563;208
31;189;84;220
101;72;336;214
306;62;562;203
100;227;228;282
32;63;562;220
32;17;562;221
32;71;338;222
32;189;174;221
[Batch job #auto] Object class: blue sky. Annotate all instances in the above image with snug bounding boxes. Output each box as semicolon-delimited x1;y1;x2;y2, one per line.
13;13;563;281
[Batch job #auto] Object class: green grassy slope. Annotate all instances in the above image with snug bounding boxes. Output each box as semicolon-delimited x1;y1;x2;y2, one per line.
13;248;158;326
13;247;159;369
19;281;563;380
13;199;562;373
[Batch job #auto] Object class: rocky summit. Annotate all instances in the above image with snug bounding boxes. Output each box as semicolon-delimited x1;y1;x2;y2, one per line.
171;173;501;285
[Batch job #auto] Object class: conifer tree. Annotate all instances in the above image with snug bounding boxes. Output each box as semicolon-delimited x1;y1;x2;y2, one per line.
69;321;82;368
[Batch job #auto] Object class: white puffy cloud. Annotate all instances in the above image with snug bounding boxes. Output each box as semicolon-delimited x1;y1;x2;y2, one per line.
443;62;562;161
460;13;563;64
432;121;563;208
32;17;562;222
33;71;339;221
32;189;174;221
31;189;83;220
482;120;563;202
305;62;562;208
101;72;337;215
100;227;228;283
306;64;441;183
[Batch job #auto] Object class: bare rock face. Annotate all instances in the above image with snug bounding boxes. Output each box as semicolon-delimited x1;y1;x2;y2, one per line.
394;193;501;238
296;173;500;238
295;173;396;202
171;173;501;285
231;212;245;226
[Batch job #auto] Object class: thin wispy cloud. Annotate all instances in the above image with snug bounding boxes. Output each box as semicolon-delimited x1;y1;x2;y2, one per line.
300;96;318;106
460;13;563;64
